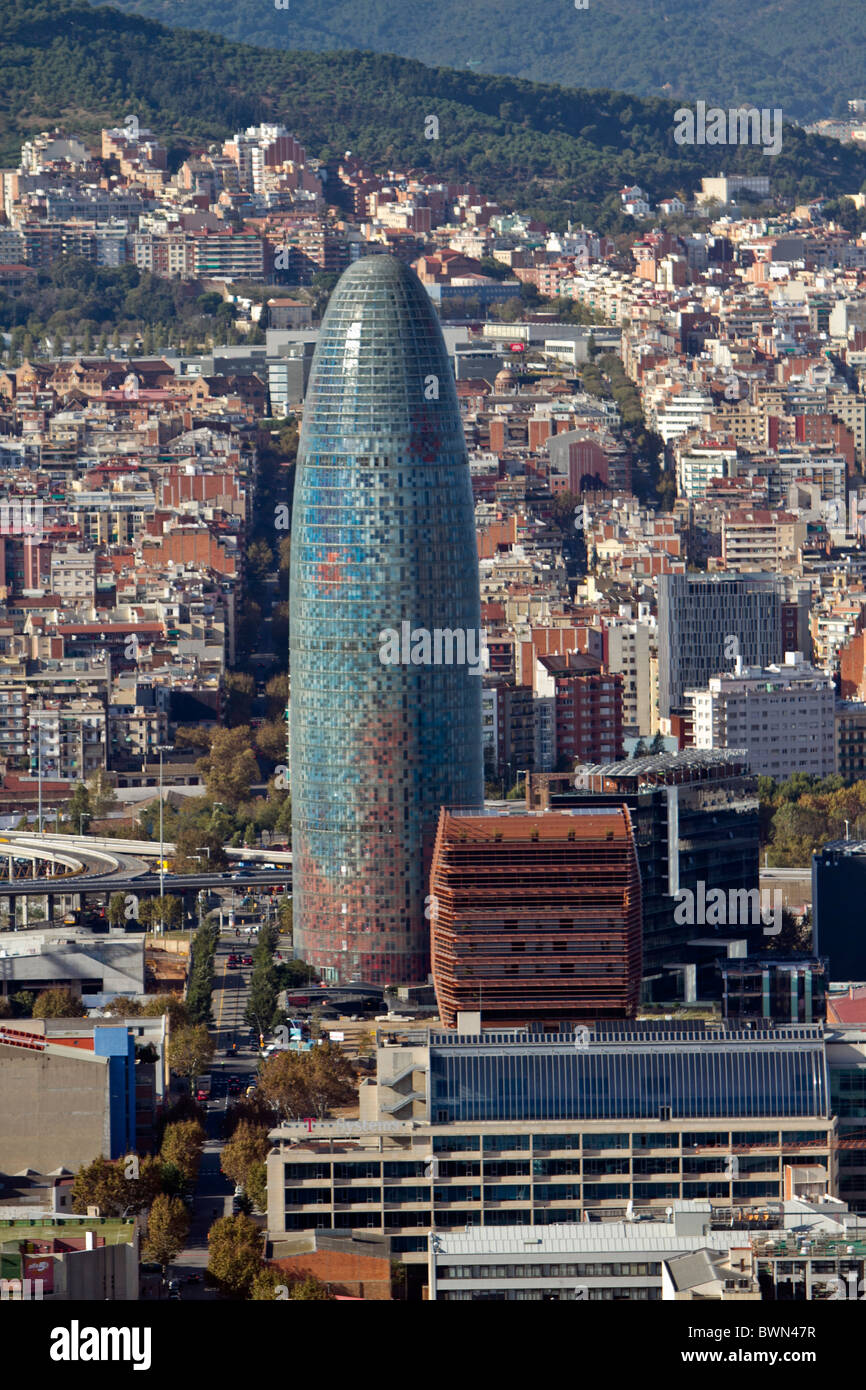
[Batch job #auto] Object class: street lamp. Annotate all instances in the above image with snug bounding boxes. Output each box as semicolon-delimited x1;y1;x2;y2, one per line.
155;745;172;936
33;695;46;836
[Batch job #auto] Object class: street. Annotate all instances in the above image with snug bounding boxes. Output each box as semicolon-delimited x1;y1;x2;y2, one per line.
163;924;263;1300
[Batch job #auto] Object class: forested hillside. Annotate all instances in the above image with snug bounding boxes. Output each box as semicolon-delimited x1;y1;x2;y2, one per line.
2;0;865;231
107;0;864;124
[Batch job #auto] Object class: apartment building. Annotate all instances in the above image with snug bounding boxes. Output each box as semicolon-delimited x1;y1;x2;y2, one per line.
534;653;624;765
686;652;836;779
190;232;265;282
602;610;658;735
29;699;107;781
721;509;807;572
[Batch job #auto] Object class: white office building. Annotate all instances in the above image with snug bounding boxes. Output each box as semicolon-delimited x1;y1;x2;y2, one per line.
686;652;836;779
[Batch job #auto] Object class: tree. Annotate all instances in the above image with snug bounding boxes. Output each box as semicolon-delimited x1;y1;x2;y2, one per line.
277;897;293;940
246;1161;268;1213
160;1119;206;1183
8;991;35;1018
284;1274;335;1300
172;825;228;873
247;538;274;586
223;671;257;726
245;967;278;1035
32;986;86;1018
143;1194;190;1268
221;1122;271;1191
274;958;317;990
168;1024;215;1085
258;1042;356;1121
250;1266;287;1300
72;1158;126;1216
138;895;182;930
255;718;288;764
174;726;214;753
87;769;118;819
264;673;289;715
107;892;128;928
67;781;92;830
207;1213;264;1298
104;995;144;1017
198;727;261;807
142;994;189;1029
71;1155;162;1217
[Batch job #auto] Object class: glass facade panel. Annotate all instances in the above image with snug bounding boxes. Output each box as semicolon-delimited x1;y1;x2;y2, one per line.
429;1028;828;1122
290;255;483;984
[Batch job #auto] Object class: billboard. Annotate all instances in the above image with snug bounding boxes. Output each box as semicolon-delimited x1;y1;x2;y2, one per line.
23;1254;54;1293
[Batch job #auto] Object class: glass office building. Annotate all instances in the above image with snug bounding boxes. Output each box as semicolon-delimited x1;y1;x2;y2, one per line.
289;255;483;984
427;1024;830;1123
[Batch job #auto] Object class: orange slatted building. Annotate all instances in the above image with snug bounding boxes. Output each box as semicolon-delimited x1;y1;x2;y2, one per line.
430;806;642;1030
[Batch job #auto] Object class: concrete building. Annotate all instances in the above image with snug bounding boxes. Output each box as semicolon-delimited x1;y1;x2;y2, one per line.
0;930;145;999
0;1022;136;1172
533;653;624;765
814;842;866;984
0;1216;139;1301
686;653;836;780
428;1209;764;1301
835;701;866;780
267;341;315;413
532;751;762;1001
654;391;713;445
266;1022;835;1271
676;443;737;500
29;699;107;781
49;547;97;603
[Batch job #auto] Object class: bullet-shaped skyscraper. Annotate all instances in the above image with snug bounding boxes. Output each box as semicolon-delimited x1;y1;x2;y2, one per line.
289;255;483;984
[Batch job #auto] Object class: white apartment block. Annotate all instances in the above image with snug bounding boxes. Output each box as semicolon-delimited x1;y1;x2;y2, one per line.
50;548;97;602
721;510;807;572
29;700;107;781
654;391;714;445
604;610;658;735
676;447;732;500
686;652;836;779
